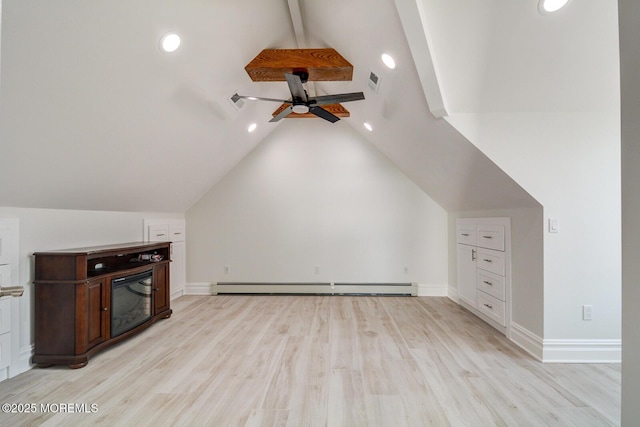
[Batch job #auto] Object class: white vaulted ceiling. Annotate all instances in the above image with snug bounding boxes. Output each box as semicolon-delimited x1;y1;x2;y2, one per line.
0;0;614;213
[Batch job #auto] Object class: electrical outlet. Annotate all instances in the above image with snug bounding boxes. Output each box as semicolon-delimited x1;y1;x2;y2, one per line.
583;305;593;320
224;265;230;274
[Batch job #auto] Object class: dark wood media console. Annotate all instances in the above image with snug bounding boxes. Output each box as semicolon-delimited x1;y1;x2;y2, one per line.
33;242;172;368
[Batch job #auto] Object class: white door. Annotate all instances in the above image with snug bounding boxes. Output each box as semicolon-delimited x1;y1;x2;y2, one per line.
170;240;185;297
457;244;477;307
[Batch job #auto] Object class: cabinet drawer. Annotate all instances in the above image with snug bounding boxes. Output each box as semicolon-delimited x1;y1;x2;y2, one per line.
148;225;169;242
477;292;506;326
169;226;185;242
477;270;505;301
476;225;504;251
456;226;476;245
476;248;505;276
0;298;10;335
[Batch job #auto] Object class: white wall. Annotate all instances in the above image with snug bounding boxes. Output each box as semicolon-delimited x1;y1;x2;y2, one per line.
186;119;448;287
449;207;544;339
619;0;640;422
0;206;183;370
448;112;621;345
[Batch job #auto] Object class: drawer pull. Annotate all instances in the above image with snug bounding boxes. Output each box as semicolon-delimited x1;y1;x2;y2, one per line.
483;259;493;263
472;249;476;261
482;235;493;239
483;281;493;286
483;303;493;310
173;232;182;235
461;233;470;237
155;233;166;237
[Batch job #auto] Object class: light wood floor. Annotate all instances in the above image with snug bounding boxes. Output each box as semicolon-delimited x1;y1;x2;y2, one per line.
0;295;620;426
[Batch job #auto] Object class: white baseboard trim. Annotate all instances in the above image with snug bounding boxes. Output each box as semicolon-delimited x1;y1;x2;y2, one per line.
510;322;621;363
510;322;543;361
185;282;213;296
170;290;185;300
417;283;448;297
542;339;621;363
4;344;35;381
446;286;458;303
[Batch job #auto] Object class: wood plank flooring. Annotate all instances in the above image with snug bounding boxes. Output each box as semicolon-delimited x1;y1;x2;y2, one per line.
0;296;621;426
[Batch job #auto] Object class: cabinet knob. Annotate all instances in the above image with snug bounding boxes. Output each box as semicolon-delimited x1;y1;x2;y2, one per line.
102;307;108;311
154;288;159;292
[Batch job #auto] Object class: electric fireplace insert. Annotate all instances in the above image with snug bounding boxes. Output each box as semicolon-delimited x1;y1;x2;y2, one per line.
111;269;153;337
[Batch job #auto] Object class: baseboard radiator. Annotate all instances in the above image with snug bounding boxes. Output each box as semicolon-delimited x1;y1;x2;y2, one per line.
214;282;417;296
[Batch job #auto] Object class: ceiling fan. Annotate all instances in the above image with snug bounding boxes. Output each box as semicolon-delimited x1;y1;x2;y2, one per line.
233;71;365;123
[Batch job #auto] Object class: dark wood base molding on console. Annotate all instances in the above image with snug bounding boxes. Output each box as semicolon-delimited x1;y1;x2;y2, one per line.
33;242;172;368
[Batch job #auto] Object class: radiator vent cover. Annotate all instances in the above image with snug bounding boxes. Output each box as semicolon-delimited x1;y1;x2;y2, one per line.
213;282;416;296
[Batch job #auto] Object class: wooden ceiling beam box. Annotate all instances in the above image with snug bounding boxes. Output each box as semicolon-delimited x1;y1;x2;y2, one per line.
245;48;353;82
272;103;350;119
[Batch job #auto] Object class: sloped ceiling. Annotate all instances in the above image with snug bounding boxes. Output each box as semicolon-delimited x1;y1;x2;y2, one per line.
419;0;619;114
0;0;540;213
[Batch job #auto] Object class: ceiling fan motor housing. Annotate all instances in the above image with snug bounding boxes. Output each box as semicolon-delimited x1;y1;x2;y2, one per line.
292;69;309;83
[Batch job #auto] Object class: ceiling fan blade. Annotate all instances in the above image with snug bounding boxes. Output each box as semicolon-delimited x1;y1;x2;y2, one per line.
285;73;308;102
233;93;291;103
309;106;340;123
269;105;294;122
310;92;365;106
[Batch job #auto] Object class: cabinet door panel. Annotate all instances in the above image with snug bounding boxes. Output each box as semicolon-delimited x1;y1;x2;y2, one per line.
87;279;107;349
0;332;11;369
457;244;477;307
170;241;185;296
153;263;170;314
0;299;11;335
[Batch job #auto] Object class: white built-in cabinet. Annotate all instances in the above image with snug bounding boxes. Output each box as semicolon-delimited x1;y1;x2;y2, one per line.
456;217;511;335
0;218;23;381
144;219;186;300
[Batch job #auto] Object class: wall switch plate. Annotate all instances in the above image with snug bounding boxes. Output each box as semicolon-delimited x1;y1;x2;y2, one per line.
549;218;560;233
583;305;593;320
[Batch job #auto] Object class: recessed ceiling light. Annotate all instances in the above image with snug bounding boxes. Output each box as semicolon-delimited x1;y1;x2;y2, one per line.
538;0;571;14
160;33;181;53
381;53;396;69
363;122;373;132
247;123;257;133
